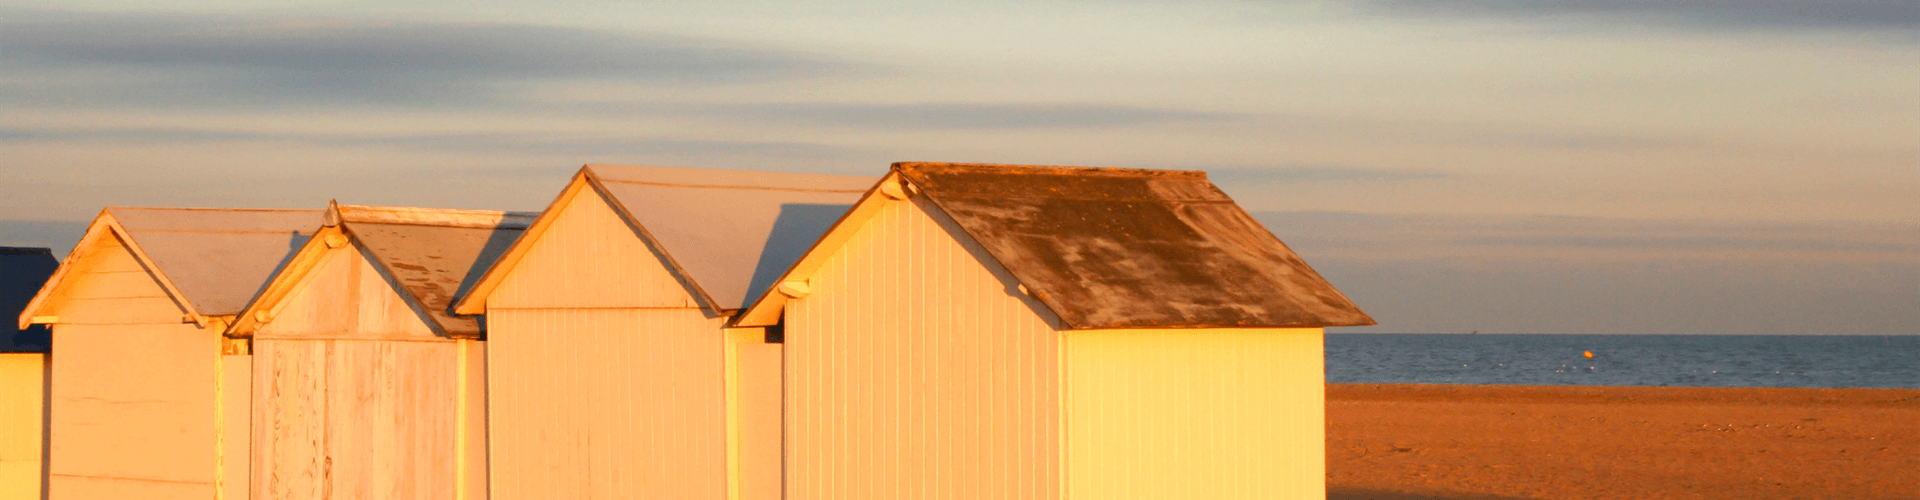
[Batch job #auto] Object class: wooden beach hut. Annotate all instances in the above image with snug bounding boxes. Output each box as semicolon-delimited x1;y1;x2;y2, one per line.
733;162;1376;500
17;208;323;500
451;164;875;500
227;203;529;500
2;247;58;500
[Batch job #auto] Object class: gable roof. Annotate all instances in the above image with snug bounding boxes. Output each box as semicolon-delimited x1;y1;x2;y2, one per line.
18;207;323;329
453;164;876;315
231;204;534;339
738;162;1375;330
2;247;58;352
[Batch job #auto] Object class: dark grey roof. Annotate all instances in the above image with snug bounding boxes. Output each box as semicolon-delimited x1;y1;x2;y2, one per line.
897;162;1375;329
1;247;57;352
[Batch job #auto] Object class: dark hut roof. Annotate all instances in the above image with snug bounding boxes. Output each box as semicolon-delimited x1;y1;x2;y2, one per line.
2;247;57;352
895;162;1374;329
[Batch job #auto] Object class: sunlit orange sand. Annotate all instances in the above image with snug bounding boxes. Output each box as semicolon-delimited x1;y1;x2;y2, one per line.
1327;384;1919;500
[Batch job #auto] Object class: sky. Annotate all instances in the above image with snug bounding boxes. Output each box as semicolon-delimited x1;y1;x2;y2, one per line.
1;0;1914;334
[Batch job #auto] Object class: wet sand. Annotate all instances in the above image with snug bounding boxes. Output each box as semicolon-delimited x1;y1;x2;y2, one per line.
1327;384;1919;500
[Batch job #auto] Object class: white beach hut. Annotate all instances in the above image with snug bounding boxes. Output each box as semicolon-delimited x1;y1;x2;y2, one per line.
17;208;322;500
2;247;59;500
733;162;1376;500
451;164;875;500
226;203;529;500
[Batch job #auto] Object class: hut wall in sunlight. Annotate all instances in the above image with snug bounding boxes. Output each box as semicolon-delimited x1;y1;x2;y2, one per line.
229;205;523;500
18;208;321;500
735;163;1374;500
453;165;872;500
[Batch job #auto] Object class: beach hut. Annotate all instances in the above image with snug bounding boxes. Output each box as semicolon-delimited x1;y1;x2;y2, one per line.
451;164;875;500
2;247;58;500
227;203;528;500
17;208;322;500
733;162;1376;500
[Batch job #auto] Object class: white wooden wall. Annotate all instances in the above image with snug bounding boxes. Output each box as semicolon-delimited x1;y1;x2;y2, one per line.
485;188;726;500
43;232;225;500
0;353;47;500
783;196;1062;500
51;324;219;500
251;242;469;500
252;340;458;500
1063;328;1325;500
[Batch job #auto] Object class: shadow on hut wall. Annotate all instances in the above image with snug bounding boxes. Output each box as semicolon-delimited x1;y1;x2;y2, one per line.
1329;488;1544;500
745;203;858;303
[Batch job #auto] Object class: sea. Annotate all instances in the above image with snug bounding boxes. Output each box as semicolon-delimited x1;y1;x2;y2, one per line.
1324;334;1920;389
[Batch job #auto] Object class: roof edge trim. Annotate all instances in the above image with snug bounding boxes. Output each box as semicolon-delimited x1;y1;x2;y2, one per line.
17;211;208;329
734;172;901;327
229;225;345;337
583;168;729;316
451;169;591;315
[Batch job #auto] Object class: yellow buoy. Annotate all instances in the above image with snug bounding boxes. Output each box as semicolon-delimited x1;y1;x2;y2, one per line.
1583;350;1595;359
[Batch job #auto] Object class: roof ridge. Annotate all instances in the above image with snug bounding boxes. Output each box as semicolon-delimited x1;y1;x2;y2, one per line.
893;162;1209;179
106;206;321;212
593;178;868;194
337;205;538;229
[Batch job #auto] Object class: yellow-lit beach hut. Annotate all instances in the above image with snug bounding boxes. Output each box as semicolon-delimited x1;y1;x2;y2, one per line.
451;165;875;500
733;162;1375;500
17;208;322;500
227;203;528;500
2;247;58;500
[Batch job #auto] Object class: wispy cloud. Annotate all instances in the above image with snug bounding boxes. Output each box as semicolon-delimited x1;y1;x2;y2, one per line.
1336;0;1918;33
1256;211;1920;263
0;9;867;109
1209;166;1451;184
696;102;1244;129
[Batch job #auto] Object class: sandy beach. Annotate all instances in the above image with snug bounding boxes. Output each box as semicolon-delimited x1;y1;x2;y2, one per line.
1327;384;1919;500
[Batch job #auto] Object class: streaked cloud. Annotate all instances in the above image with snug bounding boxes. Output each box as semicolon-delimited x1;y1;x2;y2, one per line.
1209;166;1450;184
696;102;1243;129
1255;211;1919;335
1337;0;1919;33
1258;211;1920;263
0;126;862;160
0;9;866;109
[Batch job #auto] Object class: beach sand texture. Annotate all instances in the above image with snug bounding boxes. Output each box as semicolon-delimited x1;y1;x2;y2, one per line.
1327;384;1919;500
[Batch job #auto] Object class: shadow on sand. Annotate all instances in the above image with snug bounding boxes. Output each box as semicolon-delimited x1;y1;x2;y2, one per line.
1330;488;1542;500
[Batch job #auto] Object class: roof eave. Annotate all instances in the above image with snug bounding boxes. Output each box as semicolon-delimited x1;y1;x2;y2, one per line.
17;210;210;329
451;169;592;316
228;225;344;337
733;171;905;327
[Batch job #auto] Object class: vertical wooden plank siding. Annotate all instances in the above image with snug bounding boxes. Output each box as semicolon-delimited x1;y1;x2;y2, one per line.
457;339;488;500
1062;328;1325;500
784;197;1061;500
485;309;726;500
0;353;46;500
221;353;252;500
49;324;219;500
734;340;783;500
253;340;328;500
484;187;727;500
324;341;458;500
251;243;464;500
